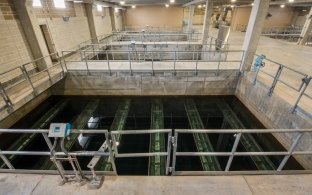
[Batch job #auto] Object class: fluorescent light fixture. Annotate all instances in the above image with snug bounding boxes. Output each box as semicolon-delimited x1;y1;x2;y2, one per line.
198;5;202;8
53;0;66;8
302;9;307;12
132;5;136;8
231;5;234;8
97;5;102;11
73;0;83;3
170;0;175;3
231;0;236;2
251;3;254;6
203;4;205;7
120;1;125;5
165;4;169;8
288;0;294;2
115;8;119;12
32;0;42;7
280;4;285;8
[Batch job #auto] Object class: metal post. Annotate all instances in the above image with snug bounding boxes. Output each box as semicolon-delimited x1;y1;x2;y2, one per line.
195;50;199;75
85;51;90;75
128;51;133;76
46;69;52;85
20;65;36;95
0;82;13;108
61;51;68;72
165;132;172;175
0;150;15;169
106;51;112;76
217;51;222;76
174;51;177;76
253;60;262;85
171;132;178;175
277;132;304;171
225;132;242;171
268;65;284;96
239;51;245;71
290;76;311;113
152;51;154;76
106;132;117;175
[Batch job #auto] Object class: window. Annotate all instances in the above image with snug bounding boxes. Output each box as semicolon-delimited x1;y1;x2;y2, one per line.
32;0;42;7
53;0;66;8
97;5;103;12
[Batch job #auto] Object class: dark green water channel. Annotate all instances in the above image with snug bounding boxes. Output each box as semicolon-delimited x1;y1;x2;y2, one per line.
0;96;303;175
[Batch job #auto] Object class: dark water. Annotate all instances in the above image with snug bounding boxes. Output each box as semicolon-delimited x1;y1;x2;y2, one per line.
0;96;303;174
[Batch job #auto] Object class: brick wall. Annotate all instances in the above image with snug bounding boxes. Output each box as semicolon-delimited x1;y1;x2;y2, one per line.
0;0;33;73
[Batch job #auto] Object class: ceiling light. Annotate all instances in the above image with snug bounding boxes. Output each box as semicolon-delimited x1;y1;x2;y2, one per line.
73;0;83;3
53;0;66;8
115;8;119;12
170;0;175;3
251;3;254;6
302;9;307;12
231;5;235;8
97;5;102;11
288;0;294;2
280;4;285;8
198;5;202;8
203;5;206;7
32;0;42;7
132;5;136;8
120;1;125;5
165;4;169;8
231;0;236;2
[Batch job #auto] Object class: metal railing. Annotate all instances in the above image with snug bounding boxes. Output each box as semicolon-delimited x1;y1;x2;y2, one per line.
124;26;183;33
62;49;244;76
0;128;311;175
0;53;66;114
252;54;312;115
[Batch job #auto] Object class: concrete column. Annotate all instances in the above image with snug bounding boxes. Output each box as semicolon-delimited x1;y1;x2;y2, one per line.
241;0;271;71
109;7;116;31
202;0;213;44
188;6;195;32
297;7;312;46
230;7;238;31
85;3;98;44
12;0;50;70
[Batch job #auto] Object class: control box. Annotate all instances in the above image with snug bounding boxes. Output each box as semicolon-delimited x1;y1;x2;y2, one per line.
48;123;71;138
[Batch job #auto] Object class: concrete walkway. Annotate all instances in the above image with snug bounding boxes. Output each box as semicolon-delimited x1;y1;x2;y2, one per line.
0;173;311;195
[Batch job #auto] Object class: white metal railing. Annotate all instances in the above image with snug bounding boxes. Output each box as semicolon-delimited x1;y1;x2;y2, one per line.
62;49;244;76
0;53;66;113
252;54;312;115
0;128;311;175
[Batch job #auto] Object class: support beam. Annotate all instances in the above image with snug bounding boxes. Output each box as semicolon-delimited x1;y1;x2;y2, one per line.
149;100;166;176
241;0;271;71
188;6;195;32
85;3;98;44
12;0;51;70
109;7;116;31
184;100;221;171
202;0;213;44
217;101;275;170
297;7;312;46
230;7;238;31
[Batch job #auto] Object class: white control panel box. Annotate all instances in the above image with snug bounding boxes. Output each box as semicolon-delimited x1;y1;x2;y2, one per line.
48;123;68;138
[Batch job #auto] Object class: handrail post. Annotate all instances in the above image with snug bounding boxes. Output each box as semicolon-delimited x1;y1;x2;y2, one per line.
225;132;242;171
46;69;52;85
217;51;222;76
85;51;90;75
195;50;199;75
171;131;178;175
174;51;177;76
268;65;283;96
20;65;36;95
0;82;13;109
290;76;311;113
277;132;303;171
61;51;68;72
128;51;133;76
152;51;154;76
106;51;112;76
0;150;15;169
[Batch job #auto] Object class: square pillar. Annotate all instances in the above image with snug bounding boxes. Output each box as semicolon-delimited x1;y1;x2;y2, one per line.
85;3;98;44
188;6;195;32
202;0;213;44
241;0;271;71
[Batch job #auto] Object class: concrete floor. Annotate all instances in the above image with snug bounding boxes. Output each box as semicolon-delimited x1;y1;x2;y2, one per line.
0;173;312;195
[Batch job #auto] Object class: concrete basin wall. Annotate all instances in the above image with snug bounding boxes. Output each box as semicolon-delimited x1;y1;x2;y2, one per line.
236;72;312;169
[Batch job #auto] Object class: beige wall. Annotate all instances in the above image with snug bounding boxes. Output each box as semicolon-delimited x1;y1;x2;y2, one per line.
94;7;113;36
233;5;295;30
0;0;33;73
125;6;184;28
